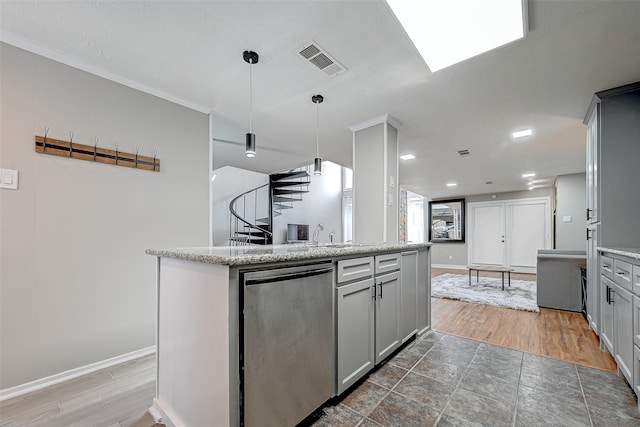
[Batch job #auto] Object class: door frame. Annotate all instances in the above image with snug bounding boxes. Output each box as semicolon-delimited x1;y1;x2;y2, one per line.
467;196;551;273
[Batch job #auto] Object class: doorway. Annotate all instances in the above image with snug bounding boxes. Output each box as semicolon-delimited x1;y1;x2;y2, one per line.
468;197;551;273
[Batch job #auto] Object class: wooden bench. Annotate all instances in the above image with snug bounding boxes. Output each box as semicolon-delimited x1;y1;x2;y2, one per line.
467;265;515;291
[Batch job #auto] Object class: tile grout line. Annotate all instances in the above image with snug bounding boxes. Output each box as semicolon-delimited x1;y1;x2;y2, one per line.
430;340;481;425
575;364;595;427
511;352;525;427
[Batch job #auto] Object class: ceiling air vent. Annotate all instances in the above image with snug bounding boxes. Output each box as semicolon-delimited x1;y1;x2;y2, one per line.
297;41;346;77
457;149;471;157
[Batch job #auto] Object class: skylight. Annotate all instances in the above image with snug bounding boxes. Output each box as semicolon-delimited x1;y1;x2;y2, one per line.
386;0;527;72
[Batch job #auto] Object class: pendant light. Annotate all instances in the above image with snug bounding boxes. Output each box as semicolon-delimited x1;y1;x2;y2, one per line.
312;94;324;175
243;51;259;157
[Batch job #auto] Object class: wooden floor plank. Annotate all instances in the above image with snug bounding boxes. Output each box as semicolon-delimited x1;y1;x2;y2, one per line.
431;267;616;372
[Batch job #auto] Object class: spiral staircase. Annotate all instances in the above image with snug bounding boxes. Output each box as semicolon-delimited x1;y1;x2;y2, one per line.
229;167;311;245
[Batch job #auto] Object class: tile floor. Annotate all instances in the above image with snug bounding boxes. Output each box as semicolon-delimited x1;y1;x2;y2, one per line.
312;332;640;427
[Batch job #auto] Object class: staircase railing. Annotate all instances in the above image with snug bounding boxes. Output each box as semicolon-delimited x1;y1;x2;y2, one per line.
229;183;272;245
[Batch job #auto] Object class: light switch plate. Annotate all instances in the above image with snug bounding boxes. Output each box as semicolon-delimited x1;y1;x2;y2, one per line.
0;168;18;190
562;215;572;223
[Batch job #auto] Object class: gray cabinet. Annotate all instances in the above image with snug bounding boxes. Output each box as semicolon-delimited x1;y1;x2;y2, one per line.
586;103;599;224
601;275;615;354
614;283;633;385
336;277;375;395
587;224;600;333
401;251;418;343
600;250;640;398
375;271;401;364
336;250;428;394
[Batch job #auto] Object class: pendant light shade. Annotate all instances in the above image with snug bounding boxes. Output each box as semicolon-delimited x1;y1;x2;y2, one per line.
312;94;324;175
245;133;256;158
243;51;259;157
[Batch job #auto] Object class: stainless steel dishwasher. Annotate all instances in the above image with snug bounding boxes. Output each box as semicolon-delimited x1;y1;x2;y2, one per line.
241;262;334;427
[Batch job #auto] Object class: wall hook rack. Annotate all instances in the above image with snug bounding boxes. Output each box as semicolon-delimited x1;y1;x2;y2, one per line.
34;131;160;172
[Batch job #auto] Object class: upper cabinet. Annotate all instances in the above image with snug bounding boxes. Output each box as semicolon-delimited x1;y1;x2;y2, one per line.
584;82;640;247
586;103;599;224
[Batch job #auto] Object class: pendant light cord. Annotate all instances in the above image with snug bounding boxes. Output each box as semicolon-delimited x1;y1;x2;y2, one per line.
249;60;253;133
316;101;320;158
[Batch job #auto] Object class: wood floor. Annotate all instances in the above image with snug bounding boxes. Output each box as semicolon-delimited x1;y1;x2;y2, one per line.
432;267;617;372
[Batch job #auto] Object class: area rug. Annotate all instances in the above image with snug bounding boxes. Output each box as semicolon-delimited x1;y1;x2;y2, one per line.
432;273;539;312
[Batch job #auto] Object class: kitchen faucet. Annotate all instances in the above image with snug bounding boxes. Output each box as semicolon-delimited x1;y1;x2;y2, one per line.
329;231;335;244
312;223;324;245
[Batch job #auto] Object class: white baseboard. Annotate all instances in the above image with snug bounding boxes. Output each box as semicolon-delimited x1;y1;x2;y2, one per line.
0;345;156;402
432;264;467;271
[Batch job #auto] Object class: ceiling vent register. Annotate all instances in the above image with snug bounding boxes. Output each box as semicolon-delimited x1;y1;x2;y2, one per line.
457;149;471;157
298;41;346;77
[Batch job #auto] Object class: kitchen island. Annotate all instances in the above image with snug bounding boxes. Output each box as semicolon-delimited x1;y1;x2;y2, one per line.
146;242;431;427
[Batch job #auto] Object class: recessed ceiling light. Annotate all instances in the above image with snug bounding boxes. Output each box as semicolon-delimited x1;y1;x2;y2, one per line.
513;129;533;139
386;0;527;72
522;172;535;178
446;182;457;187
400;153;416;160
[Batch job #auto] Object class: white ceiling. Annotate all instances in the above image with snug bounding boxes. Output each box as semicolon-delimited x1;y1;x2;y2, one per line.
2;0;639;199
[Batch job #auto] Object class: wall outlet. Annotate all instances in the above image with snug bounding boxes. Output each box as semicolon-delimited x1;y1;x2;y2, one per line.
562;215;572;223
390;176;395;188
388;194;393;206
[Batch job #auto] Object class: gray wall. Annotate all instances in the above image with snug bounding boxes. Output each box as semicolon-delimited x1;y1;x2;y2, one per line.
430;187;554;267
0;44;209;389
555;173;587;250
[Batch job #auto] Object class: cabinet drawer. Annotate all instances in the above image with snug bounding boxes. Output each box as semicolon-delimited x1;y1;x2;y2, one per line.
634;264;640;297
375;253;401;275
614;259;633;292
337;257;374;284
601;255;614;281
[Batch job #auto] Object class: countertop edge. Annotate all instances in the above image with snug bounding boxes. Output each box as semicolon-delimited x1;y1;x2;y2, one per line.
597;247;640;260
146;243;431;266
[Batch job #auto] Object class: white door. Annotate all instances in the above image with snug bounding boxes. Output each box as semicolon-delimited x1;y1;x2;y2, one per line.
469;197;550;273
507;201;548;272
470;204;505;266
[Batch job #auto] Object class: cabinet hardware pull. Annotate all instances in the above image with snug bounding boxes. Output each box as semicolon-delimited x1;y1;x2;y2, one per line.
372;285;376;301
587;208;592;220
617;272;626;276
606;286;611;304
379;282;383;299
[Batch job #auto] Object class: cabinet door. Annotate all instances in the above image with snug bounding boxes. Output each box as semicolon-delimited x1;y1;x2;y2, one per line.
336;278;375;395
401;251;418;343
615;284;633;385
586;103;599;223
375;271;401;364
586;225;600;334
634;295;640;349
600;275;614;354
417;249;431;335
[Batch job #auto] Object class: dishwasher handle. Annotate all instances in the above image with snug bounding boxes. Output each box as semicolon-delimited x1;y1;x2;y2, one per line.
245;267;334;286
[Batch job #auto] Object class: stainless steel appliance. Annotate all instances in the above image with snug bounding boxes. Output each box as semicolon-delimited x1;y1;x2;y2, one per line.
536;249;587;311
241;262;334;427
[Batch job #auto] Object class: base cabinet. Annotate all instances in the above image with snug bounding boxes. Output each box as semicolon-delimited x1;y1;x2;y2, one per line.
336;250;429;395
614;284;633;384
401;251;418;343
375;271;401;364
336;278;375;395
601;275;615;354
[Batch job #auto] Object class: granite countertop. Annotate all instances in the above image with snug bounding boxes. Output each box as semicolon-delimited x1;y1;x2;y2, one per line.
146;242;431;266
597;247;640;260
